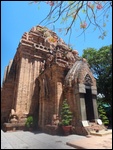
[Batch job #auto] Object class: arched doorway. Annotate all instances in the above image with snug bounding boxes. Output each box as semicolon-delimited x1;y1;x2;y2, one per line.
84;86;94;121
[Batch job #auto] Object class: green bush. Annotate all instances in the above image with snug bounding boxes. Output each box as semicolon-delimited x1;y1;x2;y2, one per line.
25;116;34;128
98;105;109;125
60;99;73;126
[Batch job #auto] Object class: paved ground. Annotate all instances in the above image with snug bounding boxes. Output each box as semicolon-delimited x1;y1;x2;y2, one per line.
67;130;112;149
1;130;112;149
1;130;85;149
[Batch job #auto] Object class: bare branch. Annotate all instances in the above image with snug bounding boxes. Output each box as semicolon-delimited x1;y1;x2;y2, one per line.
45;1;76;26
66;1;84;35
31;1;112;40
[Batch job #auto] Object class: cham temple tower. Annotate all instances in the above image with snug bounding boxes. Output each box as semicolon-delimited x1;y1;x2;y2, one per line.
1;25;106;135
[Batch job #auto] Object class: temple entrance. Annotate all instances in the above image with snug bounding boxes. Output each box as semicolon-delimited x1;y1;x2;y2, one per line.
84;88;94;121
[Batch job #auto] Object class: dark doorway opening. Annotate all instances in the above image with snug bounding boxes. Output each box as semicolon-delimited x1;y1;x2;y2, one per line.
84;88;94;121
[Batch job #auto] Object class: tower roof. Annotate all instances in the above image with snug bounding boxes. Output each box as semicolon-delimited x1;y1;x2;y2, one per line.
65;60;96;87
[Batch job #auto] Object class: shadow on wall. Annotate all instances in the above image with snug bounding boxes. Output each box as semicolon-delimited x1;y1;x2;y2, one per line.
29;78;40;130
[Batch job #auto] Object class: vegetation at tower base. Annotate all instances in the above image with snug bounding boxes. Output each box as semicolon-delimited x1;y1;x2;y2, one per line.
82;45;112;107
97;97;112;127
59;99;73;135
98;104;109;126
31;1;112;40
60;99;73;126
25;116;34;129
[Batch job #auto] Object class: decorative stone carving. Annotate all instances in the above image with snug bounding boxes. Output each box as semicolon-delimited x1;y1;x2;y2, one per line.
9;109;18;123
72;50;78;55
56;50;62;58
48;36;58;50
43;30;50;37
58;38;65;45
40;60;45;73
82;58;87;63
10;115;18;123
68;76;73;87
10;109;16;116
52;114;60;125
66;52;75;63
46;53;54;67
36;25;44;32
84;74;93;85
72;50;80;61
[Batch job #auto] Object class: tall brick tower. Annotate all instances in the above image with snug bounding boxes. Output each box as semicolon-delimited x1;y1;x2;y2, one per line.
1;25;102;135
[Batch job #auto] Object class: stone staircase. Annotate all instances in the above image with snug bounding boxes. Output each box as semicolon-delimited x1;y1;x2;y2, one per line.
85;122;112;136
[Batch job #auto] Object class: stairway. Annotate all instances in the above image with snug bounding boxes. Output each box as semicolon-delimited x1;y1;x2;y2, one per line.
85;122;112;136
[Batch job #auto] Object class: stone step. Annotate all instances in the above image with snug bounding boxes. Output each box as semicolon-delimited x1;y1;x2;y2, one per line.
90;129;112;136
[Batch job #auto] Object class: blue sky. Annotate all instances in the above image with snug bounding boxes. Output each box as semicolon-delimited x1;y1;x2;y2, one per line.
1;1;112;86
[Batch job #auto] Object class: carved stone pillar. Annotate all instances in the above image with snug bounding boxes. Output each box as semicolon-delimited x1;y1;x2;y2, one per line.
56;82;62;115
16;57;25;114
91;86;98;119
79;97;87;120
79;84;87;121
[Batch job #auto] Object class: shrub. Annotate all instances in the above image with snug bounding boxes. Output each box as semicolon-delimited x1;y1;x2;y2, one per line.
98;105;109;125
25;116;34;128
60;99;73;126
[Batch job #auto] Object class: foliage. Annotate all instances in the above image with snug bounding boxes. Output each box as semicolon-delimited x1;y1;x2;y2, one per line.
104;105;112;126
25;116;34;128
82;45;112;106
98;104;109;125
60;99;73;126
97;97;111;125
30;1;112;40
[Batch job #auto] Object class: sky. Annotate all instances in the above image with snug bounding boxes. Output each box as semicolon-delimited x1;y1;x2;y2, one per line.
1;1;112;86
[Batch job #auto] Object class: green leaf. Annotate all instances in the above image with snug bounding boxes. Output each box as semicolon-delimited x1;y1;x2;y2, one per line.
82;9;86;13
37;5;40;10
103;23;106;27
68;1;74;4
